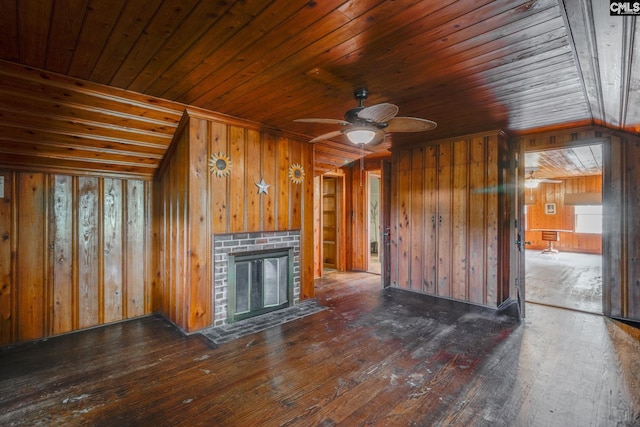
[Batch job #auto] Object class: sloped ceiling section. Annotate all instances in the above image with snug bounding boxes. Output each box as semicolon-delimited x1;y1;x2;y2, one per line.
562;0;640;133
0;0;638;177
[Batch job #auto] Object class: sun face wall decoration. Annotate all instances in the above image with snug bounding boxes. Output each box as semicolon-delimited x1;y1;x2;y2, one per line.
289;163;305;184
209;152;232;177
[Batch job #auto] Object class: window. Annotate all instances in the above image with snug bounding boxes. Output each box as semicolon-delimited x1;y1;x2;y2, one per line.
575;205;602;234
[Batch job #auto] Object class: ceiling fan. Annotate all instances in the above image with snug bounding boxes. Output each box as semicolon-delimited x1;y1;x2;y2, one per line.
525;170;561;188
294;89;436;145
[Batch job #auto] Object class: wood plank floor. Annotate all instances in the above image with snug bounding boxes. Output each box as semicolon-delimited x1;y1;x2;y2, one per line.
1;272;639;426
525;250;602;314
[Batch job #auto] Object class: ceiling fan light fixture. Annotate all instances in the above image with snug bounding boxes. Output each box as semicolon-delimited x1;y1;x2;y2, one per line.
346;128;376;144
525;179;539;189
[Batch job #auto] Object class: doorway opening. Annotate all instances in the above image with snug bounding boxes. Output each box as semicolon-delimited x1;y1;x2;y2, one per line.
320;174;346;275
368;172;381;275
523;144;603;314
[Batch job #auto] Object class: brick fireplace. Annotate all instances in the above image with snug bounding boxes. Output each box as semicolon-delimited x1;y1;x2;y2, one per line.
213;231;300;326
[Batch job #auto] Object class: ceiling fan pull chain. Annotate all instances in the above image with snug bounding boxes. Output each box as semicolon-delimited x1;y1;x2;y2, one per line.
360;143;364;187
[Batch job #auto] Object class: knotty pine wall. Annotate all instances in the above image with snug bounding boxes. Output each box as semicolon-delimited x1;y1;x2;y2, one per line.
524;175;602;254
389;131;510;308
154;110;314;333
516;125;640;321
0;171;151;346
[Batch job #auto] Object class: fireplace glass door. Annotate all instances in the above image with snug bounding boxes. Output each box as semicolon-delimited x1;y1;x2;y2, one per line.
229;249;292;322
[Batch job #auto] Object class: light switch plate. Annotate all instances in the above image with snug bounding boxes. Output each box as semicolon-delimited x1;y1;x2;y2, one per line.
0;176;4;198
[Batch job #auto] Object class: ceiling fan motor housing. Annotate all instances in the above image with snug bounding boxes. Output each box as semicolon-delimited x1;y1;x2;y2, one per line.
344;107;367;125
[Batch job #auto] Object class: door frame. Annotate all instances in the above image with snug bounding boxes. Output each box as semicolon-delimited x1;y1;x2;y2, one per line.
366;171;381;274
518;138;608;318
381;159;392;287
320;173;346;273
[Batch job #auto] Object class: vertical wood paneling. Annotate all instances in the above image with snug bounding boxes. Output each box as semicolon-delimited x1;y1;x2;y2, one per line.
396;150;411;290
155;111;314;334
485;136;499;306
209;121;229;234
229;126;246;232
51;175;73;334
346;167;367;271
175;132;188;328
437;143;452;297
626;140;640;320
246;129;261;231
424;147;438;294
126;180;146;317
289;140;302;231
0;172;13;345
17;173;46;341
262;134;277;231
410;147;424;291
276;136;289;230
390;156;399;287
77;177;99;328
452;140;468;301
605;135;624;318
187;118;211;330
103;178;123;323
300;140;314;299
390;132;505;309
0;171;154;345
468;137;487;305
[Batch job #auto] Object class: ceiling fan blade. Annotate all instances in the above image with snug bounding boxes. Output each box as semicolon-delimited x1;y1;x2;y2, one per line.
294;118;350;126
385;117;437;132
309;130;345;143
358;103;399;123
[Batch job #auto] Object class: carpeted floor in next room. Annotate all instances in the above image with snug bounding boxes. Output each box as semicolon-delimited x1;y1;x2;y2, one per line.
525;249;602;314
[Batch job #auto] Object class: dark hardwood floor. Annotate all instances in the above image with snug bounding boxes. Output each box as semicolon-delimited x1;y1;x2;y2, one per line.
1;272;639;426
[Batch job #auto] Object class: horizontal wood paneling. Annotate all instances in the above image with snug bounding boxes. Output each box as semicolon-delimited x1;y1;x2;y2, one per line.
155;111;314;333
390;132;506;308
0;60;184;179
0;170;153;346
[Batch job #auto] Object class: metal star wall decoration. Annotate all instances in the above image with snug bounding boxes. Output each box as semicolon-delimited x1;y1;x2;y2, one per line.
255;178;270;194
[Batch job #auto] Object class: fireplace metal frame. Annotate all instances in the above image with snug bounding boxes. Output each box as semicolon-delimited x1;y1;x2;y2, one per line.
226;248;294;323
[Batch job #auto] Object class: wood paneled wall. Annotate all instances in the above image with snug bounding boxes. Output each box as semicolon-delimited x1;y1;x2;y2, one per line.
154;110;314;333
516;125;640;321
0;171;151;345
389;132;508;308
525;176;602;254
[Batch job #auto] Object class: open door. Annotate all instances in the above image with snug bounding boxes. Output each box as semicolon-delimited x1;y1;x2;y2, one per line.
511;139;527;317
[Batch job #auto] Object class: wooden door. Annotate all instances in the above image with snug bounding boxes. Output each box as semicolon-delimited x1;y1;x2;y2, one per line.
322;177;338;270
512;140;526;317
382;160;392;287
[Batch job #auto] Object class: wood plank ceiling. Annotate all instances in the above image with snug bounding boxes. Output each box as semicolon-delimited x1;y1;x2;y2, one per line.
525;144;602;178
0;0;638;177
